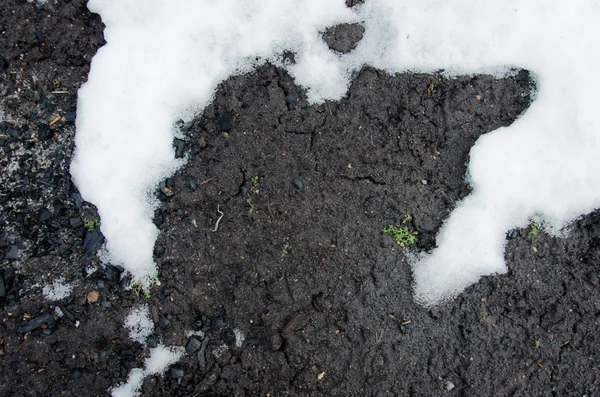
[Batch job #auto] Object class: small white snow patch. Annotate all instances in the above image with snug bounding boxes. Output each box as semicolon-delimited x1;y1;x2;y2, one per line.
234;329;245;348
111;345;183;397
42;278;72;301
185;330;205;340
123;305;154;345
54;306;64;318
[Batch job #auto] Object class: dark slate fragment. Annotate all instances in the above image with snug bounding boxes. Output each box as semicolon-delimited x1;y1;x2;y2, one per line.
507;229;519;239
192;317;203;331
6;246;20;260
244;337;260;347
197;337;210;368
345;0;365;6
281;51;296;65
173;138;185;158
213;307;225;317
185;337;202;355
211;316;224;331
60;306;76;322
37;125;54;141
71;191;84;208
158;316;172;329
285;93;298;107
0;55;7;73
69;217;83;228
102;265;122;282
65;112;76;123
293;179;304;190
146;334;158;348
169;366;184;380
18;313;55;333
153;244;165;258
83;228;105;258
38;208;53;223
34;28;44;42
0;277;5;297
218;116;233;132
53;199;66;216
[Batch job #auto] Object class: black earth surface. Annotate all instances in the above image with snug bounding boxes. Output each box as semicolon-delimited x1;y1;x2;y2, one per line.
1;1;599;396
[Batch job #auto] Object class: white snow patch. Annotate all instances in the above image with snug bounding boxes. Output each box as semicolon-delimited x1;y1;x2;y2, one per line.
234;329;245;348
42;278;72;301
72;0;600;306
123;305;154;345
111;345;183;397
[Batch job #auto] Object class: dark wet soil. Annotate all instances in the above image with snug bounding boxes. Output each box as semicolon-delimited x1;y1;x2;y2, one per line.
1;1;599;397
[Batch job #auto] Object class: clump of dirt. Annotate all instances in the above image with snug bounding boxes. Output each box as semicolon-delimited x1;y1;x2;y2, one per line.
1;1;600;397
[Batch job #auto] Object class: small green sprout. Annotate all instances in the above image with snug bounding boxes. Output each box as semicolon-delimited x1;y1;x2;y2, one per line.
281;243;290;257
382;224;418;247
250;175;259;184
84;218;101;231
132;276;161;299
247;199;255;215
527;221;539;239
132;281;143;297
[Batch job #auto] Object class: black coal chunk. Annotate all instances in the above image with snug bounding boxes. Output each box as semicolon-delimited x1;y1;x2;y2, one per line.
83;228;105;258
218;116;233;132
18;313;55;333
185;337;202;355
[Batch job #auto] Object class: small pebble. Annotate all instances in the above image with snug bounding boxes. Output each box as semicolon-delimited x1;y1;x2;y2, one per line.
87;290;100;304
293;179;303;190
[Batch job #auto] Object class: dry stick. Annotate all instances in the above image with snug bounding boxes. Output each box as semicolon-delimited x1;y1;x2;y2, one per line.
211;205;224;232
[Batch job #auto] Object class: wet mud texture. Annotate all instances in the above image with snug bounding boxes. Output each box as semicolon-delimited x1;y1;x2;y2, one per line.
1;1;600;397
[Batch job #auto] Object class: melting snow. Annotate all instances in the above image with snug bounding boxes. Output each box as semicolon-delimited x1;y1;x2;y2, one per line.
72;0;600;309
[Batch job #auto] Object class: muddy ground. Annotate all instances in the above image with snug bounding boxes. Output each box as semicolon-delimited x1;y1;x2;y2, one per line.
1;1;599;396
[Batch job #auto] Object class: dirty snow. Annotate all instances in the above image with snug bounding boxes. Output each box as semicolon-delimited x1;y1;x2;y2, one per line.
72;0;600;310
42;278;72;301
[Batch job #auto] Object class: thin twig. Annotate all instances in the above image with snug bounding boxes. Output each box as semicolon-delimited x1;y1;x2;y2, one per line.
211;205;224;232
